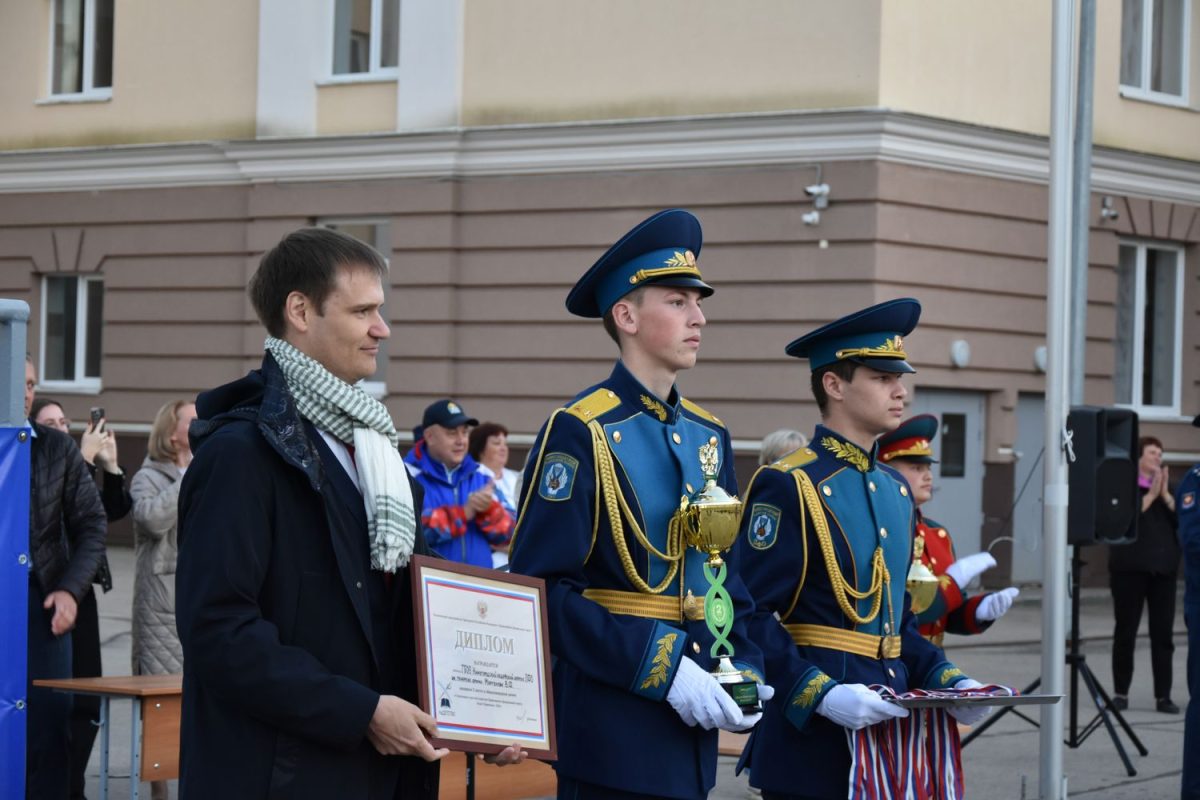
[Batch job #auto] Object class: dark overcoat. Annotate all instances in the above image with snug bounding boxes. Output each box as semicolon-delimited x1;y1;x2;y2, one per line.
176;354;438;799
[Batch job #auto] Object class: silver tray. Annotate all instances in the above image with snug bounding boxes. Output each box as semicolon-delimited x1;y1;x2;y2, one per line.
883;693;1063;709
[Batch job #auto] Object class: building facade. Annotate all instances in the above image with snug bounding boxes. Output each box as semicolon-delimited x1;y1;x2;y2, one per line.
1;0;1197;580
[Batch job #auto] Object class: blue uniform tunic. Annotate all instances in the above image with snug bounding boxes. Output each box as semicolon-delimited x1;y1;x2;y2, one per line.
1177;466;1200;799
734;425;967;799
509;361;764;799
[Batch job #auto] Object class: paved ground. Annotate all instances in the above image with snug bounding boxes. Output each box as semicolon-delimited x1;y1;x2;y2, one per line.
86;547;1189;799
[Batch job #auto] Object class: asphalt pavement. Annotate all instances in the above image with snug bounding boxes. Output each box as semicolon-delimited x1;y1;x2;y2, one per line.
85;547;1189;799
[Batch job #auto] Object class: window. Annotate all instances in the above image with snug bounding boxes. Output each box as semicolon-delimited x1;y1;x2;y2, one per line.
319;220;391;397
332;0;399;77
40;275;104;391
1114;242;1185;415
938;414;967;478
50;0;114;98
1120;0;1190;103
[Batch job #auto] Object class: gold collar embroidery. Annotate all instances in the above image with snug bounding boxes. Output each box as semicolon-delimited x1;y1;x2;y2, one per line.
640;394;668;422
821;436;870;472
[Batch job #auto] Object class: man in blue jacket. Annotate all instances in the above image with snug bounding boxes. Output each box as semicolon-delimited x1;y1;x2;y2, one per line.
1178;412;1200;800
509;209;769;799
734;299;996;799
404;399;514;567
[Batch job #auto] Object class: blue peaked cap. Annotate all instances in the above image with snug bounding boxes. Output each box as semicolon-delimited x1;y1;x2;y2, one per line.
785;298;922;373
566;209;713;318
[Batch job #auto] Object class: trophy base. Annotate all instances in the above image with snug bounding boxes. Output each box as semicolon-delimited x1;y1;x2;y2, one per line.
713;657;762;713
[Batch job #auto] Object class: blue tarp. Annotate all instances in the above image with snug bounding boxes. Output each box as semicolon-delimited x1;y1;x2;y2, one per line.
0;426;30;796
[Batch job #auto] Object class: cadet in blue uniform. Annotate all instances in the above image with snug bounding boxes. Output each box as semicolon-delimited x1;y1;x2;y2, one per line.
509;209;769;800
734;299;996;800
1178;413;1200;800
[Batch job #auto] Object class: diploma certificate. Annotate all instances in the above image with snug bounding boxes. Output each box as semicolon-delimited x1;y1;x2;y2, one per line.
411;556;556;759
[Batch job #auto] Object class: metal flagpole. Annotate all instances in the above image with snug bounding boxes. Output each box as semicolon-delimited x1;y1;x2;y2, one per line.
1041;0;1076;796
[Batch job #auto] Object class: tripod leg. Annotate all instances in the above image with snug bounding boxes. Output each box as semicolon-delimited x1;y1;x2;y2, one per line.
961;677;1041;747
1076;663;1138;776
1085;668;1149;756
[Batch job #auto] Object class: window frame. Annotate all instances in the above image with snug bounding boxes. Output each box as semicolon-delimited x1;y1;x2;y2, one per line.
1119;0;1193;107
38;274;103;394
1114;239;1186;420
45;0;113;102
316;217;392;399
326;0;400;83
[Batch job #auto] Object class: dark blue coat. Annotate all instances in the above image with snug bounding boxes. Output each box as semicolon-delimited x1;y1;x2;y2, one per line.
175;354;438;800
734;426;966;798
1177;465;1200;799
508;361;764;799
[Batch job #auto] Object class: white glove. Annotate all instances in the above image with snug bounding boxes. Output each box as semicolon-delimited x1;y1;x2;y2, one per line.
666;658;744;730
944;552;996;590
816;683;908;730
949;678;1008;726
976;587;1019;621
723;684;775;732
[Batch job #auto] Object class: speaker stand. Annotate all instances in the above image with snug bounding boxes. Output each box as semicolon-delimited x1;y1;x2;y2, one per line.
962;548;1148;776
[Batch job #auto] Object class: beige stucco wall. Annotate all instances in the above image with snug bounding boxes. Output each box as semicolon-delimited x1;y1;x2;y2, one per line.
0;0;258;150
878;0;1200;162
316;81;398;135
459;0;883;126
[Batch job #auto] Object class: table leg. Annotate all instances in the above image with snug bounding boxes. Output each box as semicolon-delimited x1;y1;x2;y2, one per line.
130;697;142;800
99;696;110;800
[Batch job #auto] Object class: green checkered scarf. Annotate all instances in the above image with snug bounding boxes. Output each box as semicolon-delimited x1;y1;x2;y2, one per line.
266;337;416;571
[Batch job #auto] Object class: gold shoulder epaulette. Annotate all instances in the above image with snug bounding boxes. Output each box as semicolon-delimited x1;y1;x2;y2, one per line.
770;447;818;472
681;398;724;428
564;388;622;423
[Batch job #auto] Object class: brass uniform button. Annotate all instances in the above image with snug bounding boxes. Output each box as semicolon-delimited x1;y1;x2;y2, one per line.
888;668;896;678
900;486;909;497
686;483;694;494
880;527;888;539
709;436;718;446
607;391;615;398
693;642;701;654
869;481;876;492
883;622;890;633
672;433;682;444
822;485;832;497
938;529;947;538
612;431;622;443
931;557;938;566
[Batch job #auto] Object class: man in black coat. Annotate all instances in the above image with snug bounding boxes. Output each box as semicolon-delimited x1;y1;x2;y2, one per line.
24;356;107;799
175;229;452;799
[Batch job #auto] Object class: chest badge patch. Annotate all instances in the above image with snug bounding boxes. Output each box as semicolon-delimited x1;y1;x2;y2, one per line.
1183;492;1195;510
747;503;781;550
539;453;579;501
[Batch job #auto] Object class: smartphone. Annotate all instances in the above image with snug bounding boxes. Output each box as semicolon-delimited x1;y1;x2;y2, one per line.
90;407;105;430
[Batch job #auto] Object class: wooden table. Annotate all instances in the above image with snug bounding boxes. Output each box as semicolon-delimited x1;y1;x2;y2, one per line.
34;674;182;800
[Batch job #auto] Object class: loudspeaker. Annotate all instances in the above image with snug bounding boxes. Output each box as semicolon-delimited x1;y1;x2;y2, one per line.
1067;406;1139;546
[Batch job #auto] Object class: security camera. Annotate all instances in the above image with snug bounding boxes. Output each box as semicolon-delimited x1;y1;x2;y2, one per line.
805;183;830;210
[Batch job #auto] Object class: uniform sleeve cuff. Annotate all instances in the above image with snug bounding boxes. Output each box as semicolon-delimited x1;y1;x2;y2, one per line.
922;662;968;690
631;621;686;702
783;667;835;733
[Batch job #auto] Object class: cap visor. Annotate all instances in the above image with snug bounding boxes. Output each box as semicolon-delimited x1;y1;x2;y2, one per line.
851;357;916;374
643;276;714;296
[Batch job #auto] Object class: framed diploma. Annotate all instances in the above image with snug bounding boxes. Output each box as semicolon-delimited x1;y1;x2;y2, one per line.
410;555;557;760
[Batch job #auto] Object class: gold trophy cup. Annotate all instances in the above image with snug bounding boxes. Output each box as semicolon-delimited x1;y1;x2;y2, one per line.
906;534;940;615
678;439;762;712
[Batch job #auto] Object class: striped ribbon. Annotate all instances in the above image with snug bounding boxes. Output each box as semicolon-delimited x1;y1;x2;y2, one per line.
847;685;1016;800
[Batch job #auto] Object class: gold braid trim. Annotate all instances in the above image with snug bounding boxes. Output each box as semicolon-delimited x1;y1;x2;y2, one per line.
589;420;682;594
791;469;889;625
509;408;571;557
